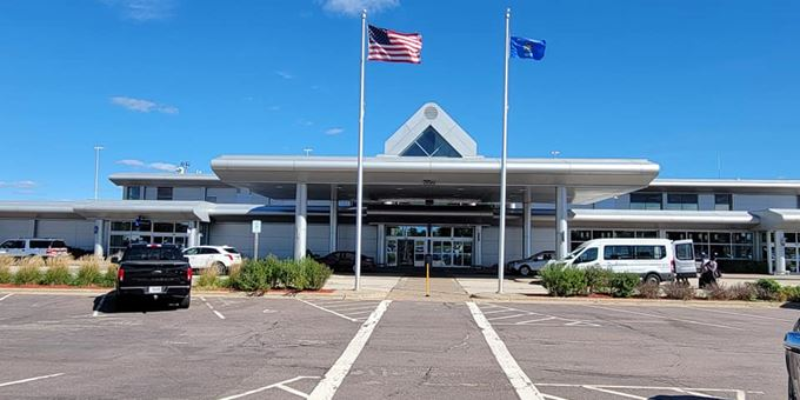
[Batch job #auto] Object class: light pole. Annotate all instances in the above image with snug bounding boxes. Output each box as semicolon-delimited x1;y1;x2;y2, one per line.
93;146;104;200
303;147;313;157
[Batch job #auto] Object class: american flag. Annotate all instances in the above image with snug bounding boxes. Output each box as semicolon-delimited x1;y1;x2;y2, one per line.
368;25;422;64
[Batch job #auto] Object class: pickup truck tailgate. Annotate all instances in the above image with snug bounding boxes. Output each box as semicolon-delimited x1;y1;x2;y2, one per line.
120;261;191;287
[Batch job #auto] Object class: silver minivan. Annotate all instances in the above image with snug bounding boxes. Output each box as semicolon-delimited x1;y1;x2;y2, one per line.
559;238;695;284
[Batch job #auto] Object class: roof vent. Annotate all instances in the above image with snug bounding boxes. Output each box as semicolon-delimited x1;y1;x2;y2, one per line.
424;106;438;120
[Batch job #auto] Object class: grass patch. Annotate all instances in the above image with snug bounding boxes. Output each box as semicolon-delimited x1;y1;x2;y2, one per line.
14;264;43;285
45;255;74;269
72;264;102;287
0;264;12;284
0;255;15;269
197;268;221;289
43;265;73;286
18;256;45;269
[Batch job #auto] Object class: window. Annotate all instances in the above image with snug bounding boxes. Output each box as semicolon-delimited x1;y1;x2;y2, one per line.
577;248;598;263
675;243;694;260
0;240;24;249
156;187;173;201
604;246;634;260
666;194;699;210
400;127;462;158
30;240;51;249
630;193;662;210
125;186;142;200
635;245;666;260
184;247;199;255
715;194;732;211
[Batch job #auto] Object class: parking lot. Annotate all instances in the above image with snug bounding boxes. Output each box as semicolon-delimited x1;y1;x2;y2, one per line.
0;291;793;399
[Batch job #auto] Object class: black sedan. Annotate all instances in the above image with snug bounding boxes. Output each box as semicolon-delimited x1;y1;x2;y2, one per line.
316;251;376;272
786;319;800;399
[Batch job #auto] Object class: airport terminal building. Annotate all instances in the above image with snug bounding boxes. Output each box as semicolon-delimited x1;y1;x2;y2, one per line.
1;103;799;274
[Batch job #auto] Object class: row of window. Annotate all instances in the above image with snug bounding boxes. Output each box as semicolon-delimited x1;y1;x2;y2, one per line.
125;186;173;201
570;229;755;260
629;193;732;211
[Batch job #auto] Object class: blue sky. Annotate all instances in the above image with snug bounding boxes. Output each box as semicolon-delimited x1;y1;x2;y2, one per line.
1;0;798;201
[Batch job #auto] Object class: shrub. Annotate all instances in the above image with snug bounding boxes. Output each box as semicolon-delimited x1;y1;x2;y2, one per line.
72;264;102;287
637;282;661;299
0;255;16;269
234;258;273;293
99;265;118;288
754;278;782;301
43;265;73;286
45;255;74;269
77;255;101;270
299;257;332;290
609;273;640;298
19;256;45;269
729;283;757;301
0;265;11;284
705;284;731;301
663;282;696;300
197;268;221;289
539;265;587;297
279;258;308;290
14;265;43;285
780;286;800;302
584;266;612;294
223;264;241;289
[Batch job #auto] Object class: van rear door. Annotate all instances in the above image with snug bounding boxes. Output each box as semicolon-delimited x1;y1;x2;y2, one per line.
673;240;696;277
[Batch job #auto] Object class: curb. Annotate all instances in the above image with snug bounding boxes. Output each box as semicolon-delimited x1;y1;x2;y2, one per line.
469;292;795;308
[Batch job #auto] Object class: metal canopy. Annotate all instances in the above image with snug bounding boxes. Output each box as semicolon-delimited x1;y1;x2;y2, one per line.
753;209;800;230
211;156;659;205
570;209;759;229
73;201;214;222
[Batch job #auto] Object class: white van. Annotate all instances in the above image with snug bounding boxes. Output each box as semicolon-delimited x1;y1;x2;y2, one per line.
0;238;69;258
559;238;695;284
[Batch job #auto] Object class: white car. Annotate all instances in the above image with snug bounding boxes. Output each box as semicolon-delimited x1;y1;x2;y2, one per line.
507;250;555;276
0;238;69;258
182;246;242;274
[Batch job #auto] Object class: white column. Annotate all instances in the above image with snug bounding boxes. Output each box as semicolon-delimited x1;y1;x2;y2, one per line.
294;183;308;261
93;219;104;258
776;230;787;274
555;186;569;260
474;225;483;267
329;186;338;253
523;200;532;258
377;223;386;266
766;231;774;275
187;222;199;248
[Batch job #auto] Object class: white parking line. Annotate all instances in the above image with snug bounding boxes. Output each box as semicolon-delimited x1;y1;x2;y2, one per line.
308;300;392;400
298;299;360;322
536;383;756;400
584;305;740;330
0;293;13;302
218;375;319;400
92;294;107;317
0;373;65;388
688;306;796;323
200;297;225;320
467;302;544;400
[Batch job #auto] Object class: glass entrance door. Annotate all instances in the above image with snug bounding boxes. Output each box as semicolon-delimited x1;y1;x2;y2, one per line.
384;225;474;268
397;240;415;267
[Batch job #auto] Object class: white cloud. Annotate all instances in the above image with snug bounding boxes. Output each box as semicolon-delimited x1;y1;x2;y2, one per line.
148;162;178;172
102;0;178;21
116;159;146;167
275;71;294;80
321;0;399;16
0;180;37;189
116;159;178;172
111;96;179;114
325;127;344;136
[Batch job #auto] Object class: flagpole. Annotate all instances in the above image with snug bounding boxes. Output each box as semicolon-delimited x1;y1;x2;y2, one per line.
498;8;511;294
354;9;367;291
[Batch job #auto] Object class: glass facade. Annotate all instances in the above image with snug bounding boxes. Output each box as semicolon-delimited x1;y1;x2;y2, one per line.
385;225;474;267
108;220;189;255
629;193;662;210
570;229;658;250
666;230;754;260
400;127;462;158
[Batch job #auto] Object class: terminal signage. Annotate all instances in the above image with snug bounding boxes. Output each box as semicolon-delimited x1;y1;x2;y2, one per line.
252;220;262;234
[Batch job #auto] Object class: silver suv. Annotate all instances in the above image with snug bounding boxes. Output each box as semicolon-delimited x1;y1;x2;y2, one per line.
0;238;69;258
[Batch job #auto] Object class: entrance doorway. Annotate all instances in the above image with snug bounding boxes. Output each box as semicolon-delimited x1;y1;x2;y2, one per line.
385;225;474;268
397;240;415;267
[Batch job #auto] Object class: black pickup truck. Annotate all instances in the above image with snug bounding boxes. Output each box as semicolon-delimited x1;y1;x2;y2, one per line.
116;243;192;308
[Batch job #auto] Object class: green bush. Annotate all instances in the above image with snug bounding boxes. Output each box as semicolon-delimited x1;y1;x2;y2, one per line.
234;258;273;292
539;265;587;297
300;257;332;290
663;282;695;300
98;265;118;288
780;286;800;302
277;258;307;290
197;268;221;289
0;265;12;284
43;265;73;286
584;266;612;294
755;278;782;301
72;264;102;287
14;265;43;285
609;273;640;298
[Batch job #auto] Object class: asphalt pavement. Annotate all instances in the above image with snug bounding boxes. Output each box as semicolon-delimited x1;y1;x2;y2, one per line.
0;290;795;399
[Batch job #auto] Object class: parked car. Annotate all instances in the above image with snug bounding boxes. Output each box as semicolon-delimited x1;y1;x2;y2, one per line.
316;251;375;272
0;238;68;258
554;238;695;284
116;243;192;308
506;250;555;276
183;245;242;274
787;319;800;399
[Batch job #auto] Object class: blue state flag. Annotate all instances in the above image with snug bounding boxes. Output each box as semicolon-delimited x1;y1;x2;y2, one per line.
510;36;546;60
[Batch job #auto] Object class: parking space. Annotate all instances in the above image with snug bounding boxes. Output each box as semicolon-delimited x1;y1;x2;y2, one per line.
0;292;382;399
477;302;793;399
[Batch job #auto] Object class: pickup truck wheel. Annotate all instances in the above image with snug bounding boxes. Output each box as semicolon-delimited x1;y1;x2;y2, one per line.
214;262;227;275
179;294;191;309
519;265;532;277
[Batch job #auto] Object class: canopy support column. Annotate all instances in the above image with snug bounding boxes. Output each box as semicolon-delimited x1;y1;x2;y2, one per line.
766;231;774;275
329;185;338;253
776;230;787;274
523;188;532;258
294;183;308;261
555;186;569;260
94;219;104;258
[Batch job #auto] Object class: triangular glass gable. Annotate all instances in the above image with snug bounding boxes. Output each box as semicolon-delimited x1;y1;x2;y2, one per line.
400;126;462;158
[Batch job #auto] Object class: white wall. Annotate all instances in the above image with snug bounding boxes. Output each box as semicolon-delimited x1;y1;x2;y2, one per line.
0;219;35;243
37;220;95;250
173;187;204;201
209;222;331;259
337;225;378;258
